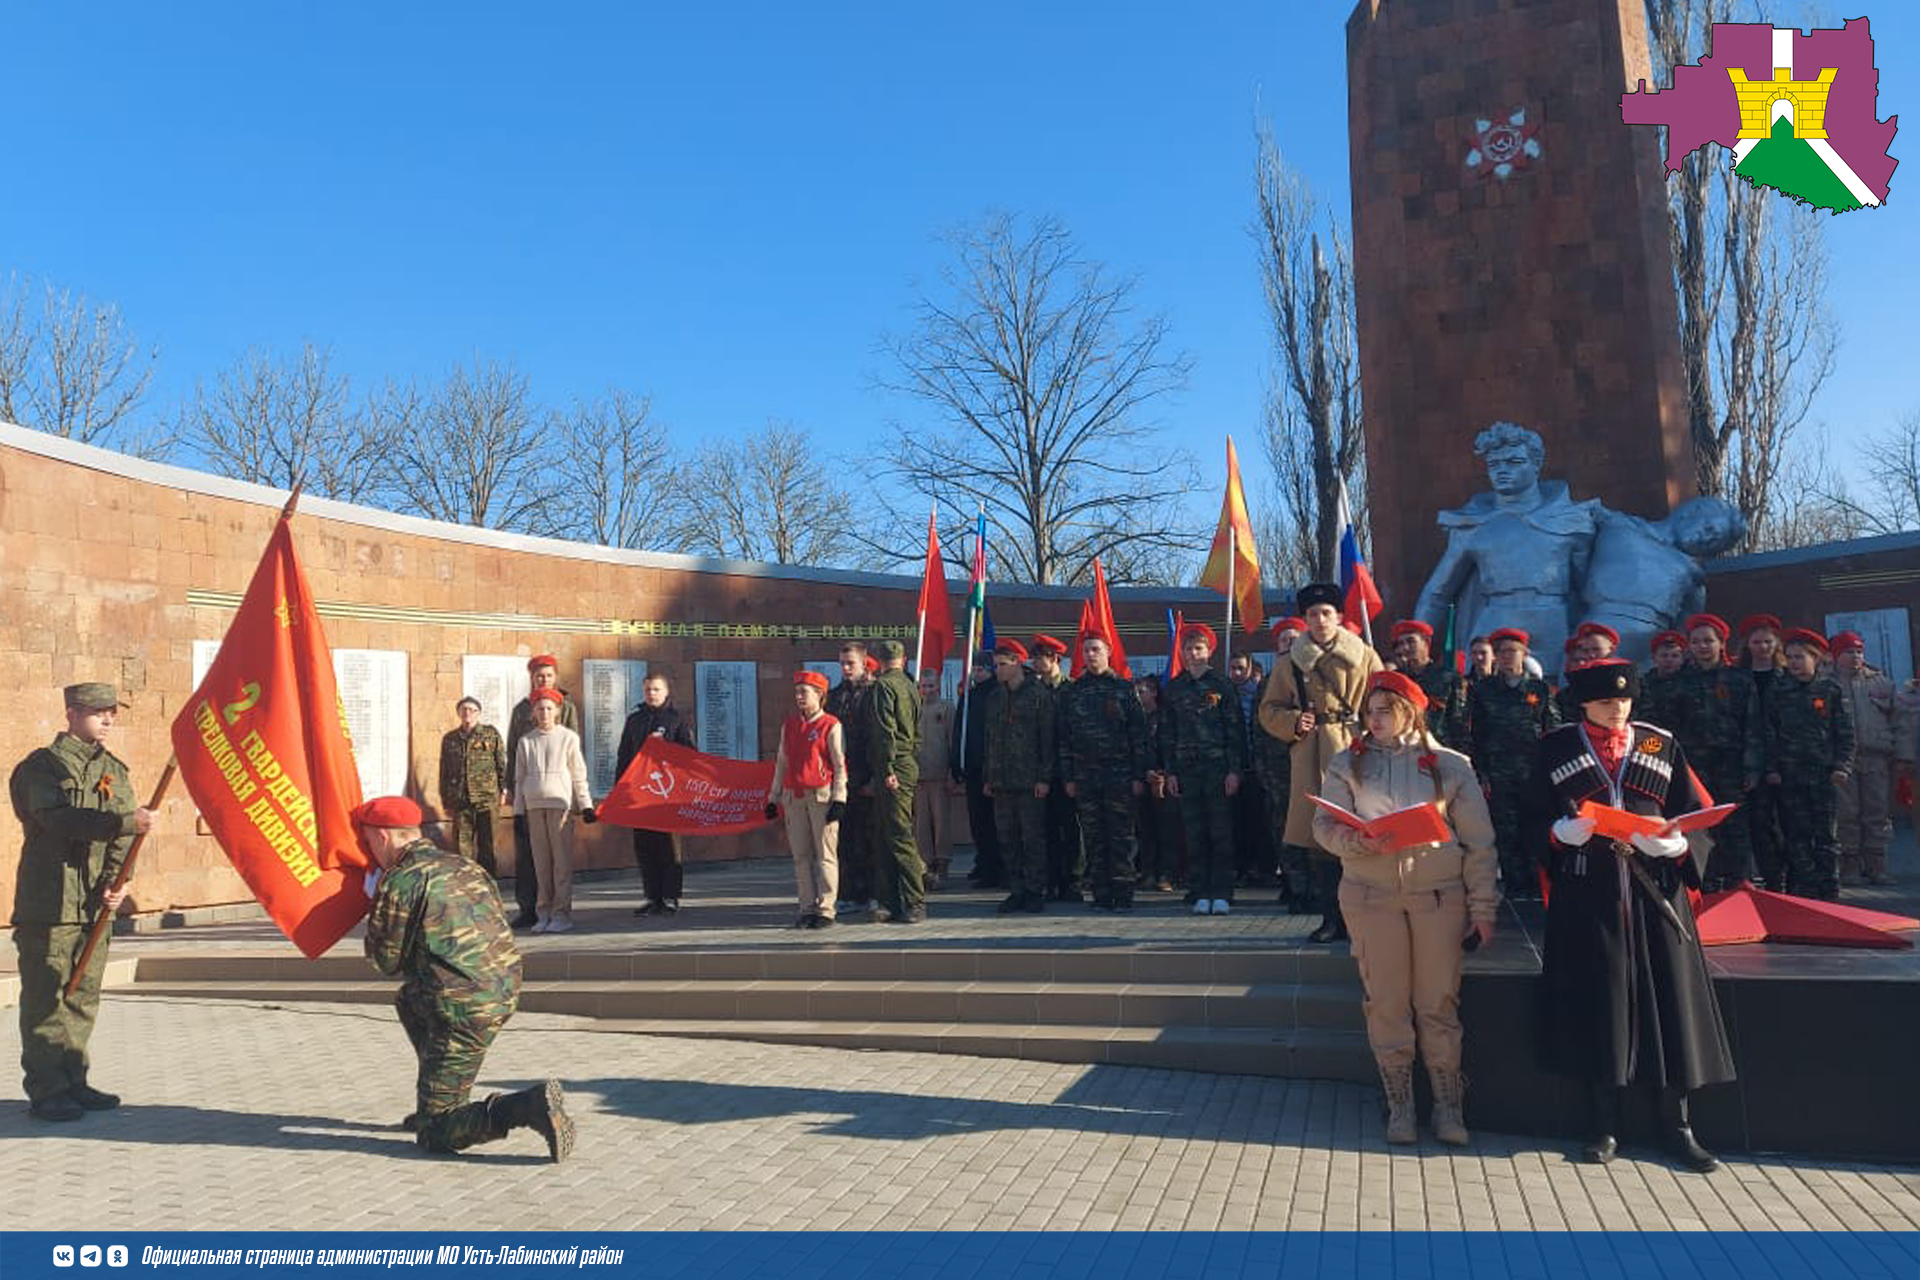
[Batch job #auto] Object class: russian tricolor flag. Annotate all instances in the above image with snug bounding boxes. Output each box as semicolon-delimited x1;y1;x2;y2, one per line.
1336;478;1383;636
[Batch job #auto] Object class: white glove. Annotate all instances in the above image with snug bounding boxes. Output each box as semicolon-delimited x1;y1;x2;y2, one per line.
1629;829;1689;859
1551;816;1596;847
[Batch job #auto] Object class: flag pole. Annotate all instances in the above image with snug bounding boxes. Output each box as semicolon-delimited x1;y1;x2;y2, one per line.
65;755;177;998
1224;525;1235;668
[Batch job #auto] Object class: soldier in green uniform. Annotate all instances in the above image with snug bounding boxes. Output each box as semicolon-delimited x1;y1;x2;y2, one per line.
1058;635;1149;910
1165;623;1247;916
439;697;507;875
1389;619;1466;750
1762;629;1854;901
1669;613;1763;890
985;639;1054;913
825;642;877;913
10;683;154;1122
1029;634;1085;902
1466;627;1559;900
1638;630;1689;734
865;640;924;923
504;655;580;930
358;795;573;1161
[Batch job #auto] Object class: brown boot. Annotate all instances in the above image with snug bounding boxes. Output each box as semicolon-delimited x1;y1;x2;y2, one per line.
1379;1061;1417;1145
1428;1066;1470;1146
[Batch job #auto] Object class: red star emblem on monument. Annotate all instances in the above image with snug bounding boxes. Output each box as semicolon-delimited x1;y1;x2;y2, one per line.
1465;108;1542;180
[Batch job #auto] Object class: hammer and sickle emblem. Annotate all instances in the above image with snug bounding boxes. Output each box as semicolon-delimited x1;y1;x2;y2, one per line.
643;762;677;801
222;682;262;725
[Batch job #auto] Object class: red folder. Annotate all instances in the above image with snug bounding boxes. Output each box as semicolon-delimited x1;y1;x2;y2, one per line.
1576;800;1736;842
1310;796;1452;851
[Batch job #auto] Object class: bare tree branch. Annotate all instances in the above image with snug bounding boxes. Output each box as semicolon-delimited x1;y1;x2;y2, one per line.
0;273;163;456
179;344;392;502
386;360;556;531
673;421;855;565
545;390;681;549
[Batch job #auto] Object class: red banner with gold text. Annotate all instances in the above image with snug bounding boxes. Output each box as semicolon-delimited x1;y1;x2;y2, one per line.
600;738;776;835
169;517;371;957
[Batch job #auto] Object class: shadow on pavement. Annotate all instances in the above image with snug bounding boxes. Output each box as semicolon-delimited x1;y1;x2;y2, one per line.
0;1103;550;1164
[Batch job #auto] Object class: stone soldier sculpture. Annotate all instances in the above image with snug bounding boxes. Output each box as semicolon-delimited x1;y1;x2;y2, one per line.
10;683;156;1121
439;696;507;875
984;639;1054;913
825;642;877;912
1578;498;1746;666
503;655;580;930
1668;614;1763;890
1467;627;1560;900
1762;629;1854;901
1165;622;1248;917
865;640;924;923
1058;635;1150;911
358;795;573;1161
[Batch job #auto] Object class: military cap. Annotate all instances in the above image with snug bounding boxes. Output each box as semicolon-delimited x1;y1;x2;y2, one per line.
63;682;127;710
1296;582;1342;613
794;670;830;692
352;795;424;828
1736;613;1783;637
1683;613;1730;641
1564;659;1640;705
1650;629;1686;653
1488;627;1530;649
1389;619;1433;641
994;638;1030;661
1177;621;1218;651
1271;616;1307;636
530;687;564;706
1829;630;1866;653
1781;627;1827;654
1367;670;1429;712
1575;622;1620;647
527;653;559;672
873;639;906;660
1029;634;1069;657
455;695;482;712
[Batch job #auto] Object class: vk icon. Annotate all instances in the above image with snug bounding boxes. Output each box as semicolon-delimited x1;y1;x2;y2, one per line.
52;1245;75;1267
81;1245;102;1267
108;1246;129;1267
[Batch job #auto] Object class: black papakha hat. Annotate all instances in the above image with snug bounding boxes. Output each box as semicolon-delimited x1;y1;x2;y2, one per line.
1296;583;1342;613
1564;658;1641;704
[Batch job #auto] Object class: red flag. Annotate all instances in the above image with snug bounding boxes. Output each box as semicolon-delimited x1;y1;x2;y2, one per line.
1070;558;1131;678
600;738;776;835
914;510;956;678
169;517;370;958
1069;599;1098;678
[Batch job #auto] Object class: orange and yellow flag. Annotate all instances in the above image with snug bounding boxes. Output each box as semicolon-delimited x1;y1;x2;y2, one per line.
1198;437;1262;633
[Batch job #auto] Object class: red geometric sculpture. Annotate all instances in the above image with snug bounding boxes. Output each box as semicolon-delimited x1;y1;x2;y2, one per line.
1694;887;1919;949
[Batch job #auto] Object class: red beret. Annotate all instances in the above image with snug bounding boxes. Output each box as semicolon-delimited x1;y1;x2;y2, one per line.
1488;627;1530;648
1737;613;1783;637
1830;630;1865;653
1684;613;1730;641
1563;637;1581;655
1575;622;1620;646
527;654;559;672
1781;627;1827;653
994;638;1029;661
1271;616;1307;636
351;795;423;828
1389;620;1433;641
1178;622;1218;651
531;687;564;706
1029;634;1069;656
863;654;881;674
1367;669;1429;712
794;671;829;692
1651;630;1686;653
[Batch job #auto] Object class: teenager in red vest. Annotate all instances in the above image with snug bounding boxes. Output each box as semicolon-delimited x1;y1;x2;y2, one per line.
767;671;849;929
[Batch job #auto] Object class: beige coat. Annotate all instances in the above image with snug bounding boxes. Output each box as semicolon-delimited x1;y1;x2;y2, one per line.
1837;666;1900;757
1312;737;1500;925
1257;626;1383;846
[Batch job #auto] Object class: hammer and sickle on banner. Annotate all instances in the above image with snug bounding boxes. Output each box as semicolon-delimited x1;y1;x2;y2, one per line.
643;761;677;801
222;682;262;725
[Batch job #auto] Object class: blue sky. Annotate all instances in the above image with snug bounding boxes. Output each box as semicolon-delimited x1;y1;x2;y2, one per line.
4;2;1913;517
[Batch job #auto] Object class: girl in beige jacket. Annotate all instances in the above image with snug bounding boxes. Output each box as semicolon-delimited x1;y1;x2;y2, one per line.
1312;670;1498;1148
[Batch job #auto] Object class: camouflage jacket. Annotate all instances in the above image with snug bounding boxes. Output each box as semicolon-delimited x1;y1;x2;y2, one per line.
504;693;580;802
1249;673;1293;792
1163;667;1248;777
1405;660;1467;749
983;677;1056;793
825;678;876;787
9;733;138;927
866;667;923;785
366;838;522;1012
1467;674;1558;780
1637;667;1685;733
1763;674;1855;776
1057;670;1150;786
1670;664;1764;779
439;724;506;810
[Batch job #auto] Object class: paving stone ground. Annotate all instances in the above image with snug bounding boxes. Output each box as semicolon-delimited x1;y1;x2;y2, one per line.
2;995;1918;1233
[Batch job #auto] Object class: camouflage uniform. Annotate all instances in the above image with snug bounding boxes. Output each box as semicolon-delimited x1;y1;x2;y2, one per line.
504;693;580;924
1669;665;1763;889
366;838;524;1153
1762;673;1853;901
1467;673;1559;898
1636;666;1686;734
1057;670;1150;907
439;722;506;875
1251;670;1303;908
10;732;137;1109
1228;673;1274;888
1135;699;1183;888
984;678;1056;902
865;665;923;920
1406;660;1467;752
1164;667;1248;903
1743;668;1788;891
825;677;876;905
1834;665;1899;883
1036;670;1085;900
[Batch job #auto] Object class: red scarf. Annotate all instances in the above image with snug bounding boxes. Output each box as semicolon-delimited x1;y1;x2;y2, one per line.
1583;720;1631;775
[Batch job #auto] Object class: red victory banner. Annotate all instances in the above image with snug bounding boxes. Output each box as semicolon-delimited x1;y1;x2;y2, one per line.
170;512;371;958
600;737;776;835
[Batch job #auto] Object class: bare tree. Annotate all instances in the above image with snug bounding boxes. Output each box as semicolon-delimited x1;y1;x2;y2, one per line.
1791;413;1920;539
1252;122;1365;583
673;421;853;565
544;390;680;549
1745;428;1868;550
387;361;555;531
0;274;162;455
878;213;1198;586
178;344;392;502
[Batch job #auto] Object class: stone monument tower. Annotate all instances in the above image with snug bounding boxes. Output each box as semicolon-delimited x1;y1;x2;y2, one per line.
1347;0;1695;608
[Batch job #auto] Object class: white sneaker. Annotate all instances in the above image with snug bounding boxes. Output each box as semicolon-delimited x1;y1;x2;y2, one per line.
530;918;550;934
1211;899;1231;916
1192;899;1212;915
545;918;574;934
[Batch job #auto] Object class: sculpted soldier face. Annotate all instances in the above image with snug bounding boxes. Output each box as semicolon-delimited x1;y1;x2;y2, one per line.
66;705;117;744
1482;445;1539;497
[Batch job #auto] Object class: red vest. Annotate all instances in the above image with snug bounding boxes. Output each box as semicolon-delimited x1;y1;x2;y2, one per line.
781;712;839;794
